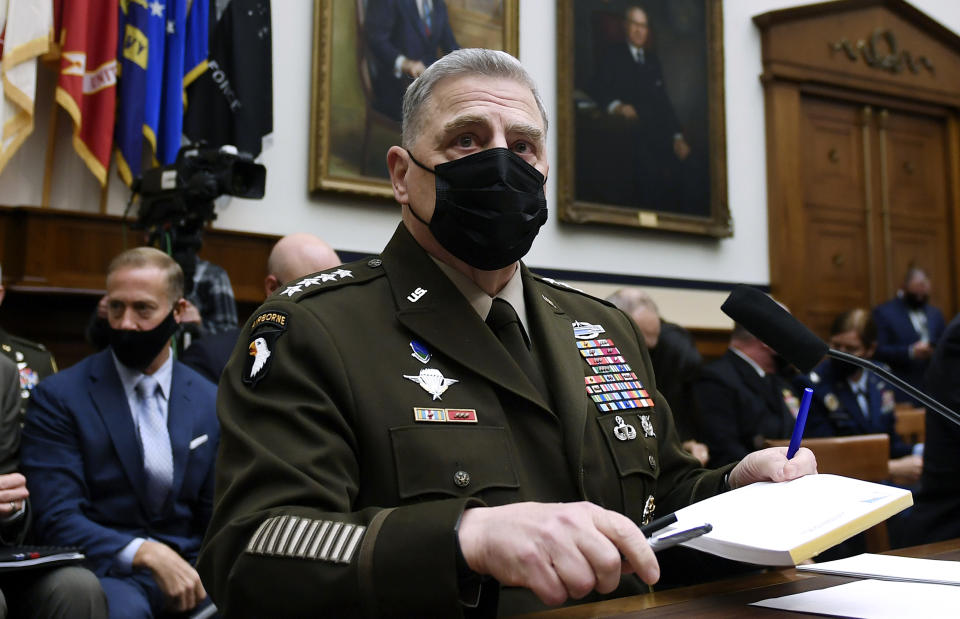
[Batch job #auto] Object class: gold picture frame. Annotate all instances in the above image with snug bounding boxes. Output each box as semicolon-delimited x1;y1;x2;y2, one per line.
309;0;520;198
556;0;731;237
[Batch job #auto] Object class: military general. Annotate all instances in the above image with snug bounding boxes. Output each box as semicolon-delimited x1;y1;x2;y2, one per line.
199;49;816;616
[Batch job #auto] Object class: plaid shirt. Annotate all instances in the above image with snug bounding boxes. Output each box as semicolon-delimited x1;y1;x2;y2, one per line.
189;259;238;335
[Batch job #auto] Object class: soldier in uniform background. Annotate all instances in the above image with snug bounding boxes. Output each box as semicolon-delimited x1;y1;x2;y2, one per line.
0;264;58;416
199;49;815;617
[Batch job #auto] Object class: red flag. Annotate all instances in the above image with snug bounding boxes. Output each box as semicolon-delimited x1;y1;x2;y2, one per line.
55;0;118;186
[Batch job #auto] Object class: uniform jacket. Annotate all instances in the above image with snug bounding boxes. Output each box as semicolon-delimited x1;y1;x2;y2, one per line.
365;0;459;121
872;296;945;393
0;355;28;545
694;350;795;468
0;326;57;417
20;349;219;575
199;224;732;618
911;314;960;543
805;359;912;458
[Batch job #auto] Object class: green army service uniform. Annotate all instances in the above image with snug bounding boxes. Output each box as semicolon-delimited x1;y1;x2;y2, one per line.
200;225;735;617
0;327;57;418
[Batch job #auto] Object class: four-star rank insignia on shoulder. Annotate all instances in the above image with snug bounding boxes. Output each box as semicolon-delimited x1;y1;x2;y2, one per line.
243;310;289;388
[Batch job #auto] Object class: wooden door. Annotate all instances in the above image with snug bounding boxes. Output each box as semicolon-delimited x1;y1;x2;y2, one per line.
790;94;955;338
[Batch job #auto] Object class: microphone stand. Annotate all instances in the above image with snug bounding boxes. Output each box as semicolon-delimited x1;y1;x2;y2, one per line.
828;349;960;429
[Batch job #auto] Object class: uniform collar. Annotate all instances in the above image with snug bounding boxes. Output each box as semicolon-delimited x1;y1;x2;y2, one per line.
429;258;529;336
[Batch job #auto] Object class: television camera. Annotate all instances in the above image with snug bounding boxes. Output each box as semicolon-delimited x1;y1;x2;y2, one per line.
131;145;266;295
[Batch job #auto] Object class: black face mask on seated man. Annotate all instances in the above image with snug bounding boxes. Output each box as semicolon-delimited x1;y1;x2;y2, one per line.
108;309;180;372
406;147;548;271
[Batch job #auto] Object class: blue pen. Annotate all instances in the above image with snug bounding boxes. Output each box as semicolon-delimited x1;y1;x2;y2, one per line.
787;387;813;459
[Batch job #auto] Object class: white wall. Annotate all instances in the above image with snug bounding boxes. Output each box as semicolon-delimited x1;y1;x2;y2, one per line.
3;0;959;301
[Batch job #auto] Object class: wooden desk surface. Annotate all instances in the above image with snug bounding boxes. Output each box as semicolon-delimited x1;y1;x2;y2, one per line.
521;538;960;618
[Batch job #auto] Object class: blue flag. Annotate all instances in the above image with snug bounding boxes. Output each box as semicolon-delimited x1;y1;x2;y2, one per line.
116;0;200;184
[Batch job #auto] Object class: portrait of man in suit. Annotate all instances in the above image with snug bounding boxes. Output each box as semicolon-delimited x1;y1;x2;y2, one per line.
365;0;461;122
569;1;714;220
21;248;219;618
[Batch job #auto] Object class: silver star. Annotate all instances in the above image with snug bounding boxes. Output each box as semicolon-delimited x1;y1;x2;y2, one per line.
149;0;164;17
280;284;302;297
320;273;339;282
333;269;353;279
299;276;323;287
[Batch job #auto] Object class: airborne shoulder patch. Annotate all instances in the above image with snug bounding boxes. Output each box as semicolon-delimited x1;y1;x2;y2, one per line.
242;310;289;388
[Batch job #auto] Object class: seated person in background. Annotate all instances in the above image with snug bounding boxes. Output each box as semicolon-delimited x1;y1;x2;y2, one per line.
180;233;341;383
21;248;219;618
0;264;58;418
197;49;816;616
908;312;960;545
606;288;708;466
695;321;799;467
805;308;922;487
0;355;107;619
872;267;945;400
184;255;239;336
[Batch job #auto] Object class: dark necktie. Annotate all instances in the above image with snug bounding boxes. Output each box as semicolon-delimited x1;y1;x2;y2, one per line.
486;298;550;402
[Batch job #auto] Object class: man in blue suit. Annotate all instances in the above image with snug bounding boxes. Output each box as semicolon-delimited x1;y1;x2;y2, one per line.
365;0;459;121
872;268;946;398
21;248;219;618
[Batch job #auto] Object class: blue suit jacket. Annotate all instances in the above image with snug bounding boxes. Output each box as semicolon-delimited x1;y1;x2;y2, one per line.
20;349;219;576
365;0;459;121
805;359;912;458
872;296;945;393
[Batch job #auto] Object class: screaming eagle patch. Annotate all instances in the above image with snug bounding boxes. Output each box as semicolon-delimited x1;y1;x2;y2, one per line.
243;310;288;388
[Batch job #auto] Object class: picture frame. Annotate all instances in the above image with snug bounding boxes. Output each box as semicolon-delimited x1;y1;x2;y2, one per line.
309;0;520;198
556;0;731;237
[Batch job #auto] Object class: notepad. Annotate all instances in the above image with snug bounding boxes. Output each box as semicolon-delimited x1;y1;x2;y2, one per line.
0;545;85;571
797;553;960;586
660;474;912;566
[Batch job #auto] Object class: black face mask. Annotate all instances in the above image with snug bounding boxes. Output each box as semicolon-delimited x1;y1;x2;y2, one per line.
406;148;548;271
108;309;179;372
904;292;928;309
831;358;860;381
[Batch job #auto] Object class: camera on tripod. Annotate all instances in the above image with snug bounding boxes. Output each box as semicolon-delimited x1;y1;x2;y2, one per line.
131;144;266;295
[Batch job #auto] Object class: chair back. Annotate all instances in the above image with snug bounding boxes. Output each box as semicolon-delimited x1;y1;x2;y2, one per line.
894;404;925;445
764;434;890;481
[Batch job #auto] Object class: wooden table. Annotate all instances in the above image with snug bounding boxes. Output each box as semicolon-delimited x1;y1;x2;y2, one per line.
521;538;960;618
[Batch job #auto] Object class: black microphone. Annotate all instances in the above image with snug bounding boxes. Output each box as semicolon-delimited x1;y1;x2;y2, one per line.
721;285;960;429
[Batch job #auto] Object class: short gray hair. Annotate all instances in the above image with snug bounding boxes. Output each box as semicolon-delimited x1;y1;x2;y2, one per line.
401;48;548;148
606;288;659;317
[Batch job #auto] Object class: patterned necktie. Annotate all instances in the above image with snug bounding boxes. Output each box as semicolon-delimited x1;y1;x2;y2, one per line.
135;375;173;514
422;0;432;36
486;298;549;401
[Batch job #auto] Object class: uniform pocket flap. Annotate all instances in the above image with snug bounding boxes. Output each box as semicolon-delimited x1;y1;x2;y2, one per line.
390;425;520;499
596;412;660;480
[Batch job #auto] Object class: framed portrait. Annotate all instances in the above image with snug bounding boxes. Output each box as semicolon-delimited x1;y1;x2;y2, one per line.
310;0;520;198
556;0;731;237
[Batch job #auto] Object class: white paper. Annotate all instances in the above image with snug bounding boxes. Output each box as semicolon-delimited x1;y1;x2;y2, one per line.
798;553;960;586
750;579;960;618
